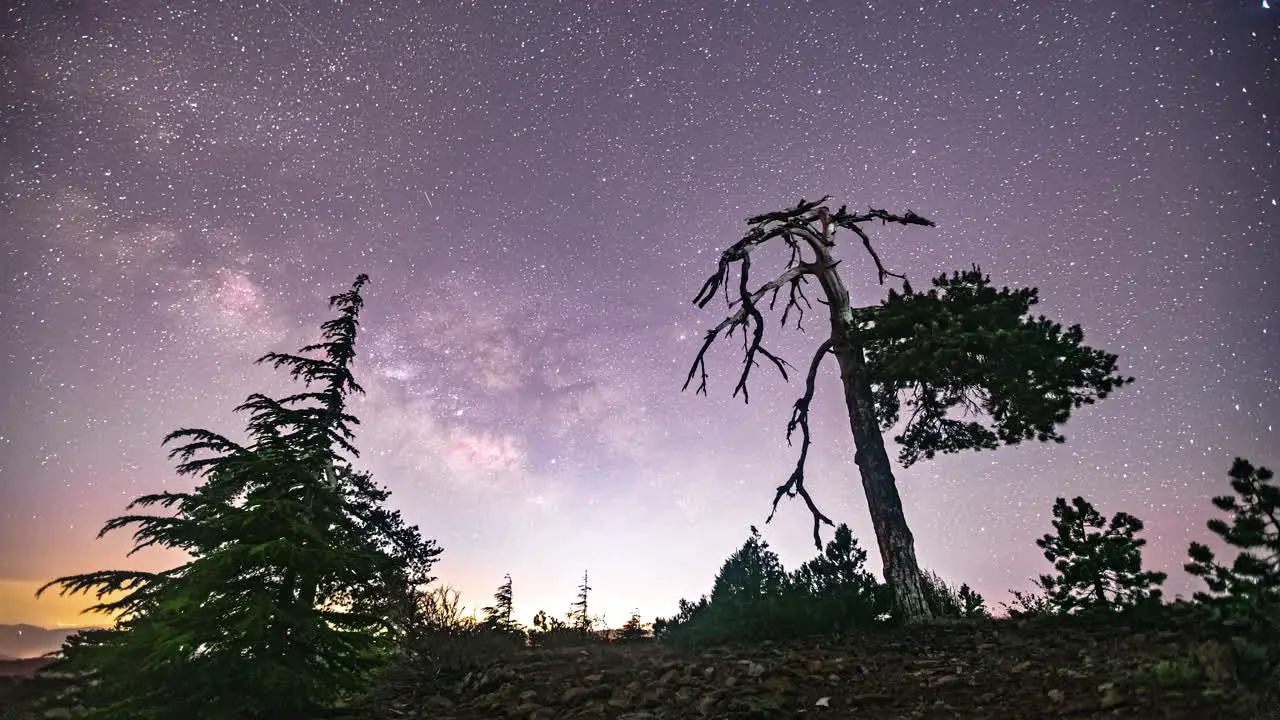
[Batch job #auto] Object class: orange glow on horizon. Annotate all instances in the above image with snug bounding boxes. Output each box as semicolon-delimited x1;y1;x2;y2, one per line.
0;580;120;629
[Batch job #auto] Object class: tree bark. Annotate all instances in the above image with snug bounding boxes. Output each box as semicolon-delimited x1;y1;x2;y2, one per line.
810;225;933;623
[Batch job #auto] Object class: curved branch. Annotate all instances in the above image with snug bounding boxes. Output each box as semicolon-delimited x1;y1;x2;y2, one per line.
766;339;836;549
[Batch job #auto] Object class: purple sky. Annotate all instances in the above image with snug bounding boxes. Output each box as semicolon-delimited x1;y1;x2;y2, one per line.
2;0;1277;628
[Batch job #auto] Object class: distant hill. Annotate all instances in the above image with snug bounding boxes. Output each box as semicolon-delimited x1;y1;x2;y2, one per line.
0;625;98;660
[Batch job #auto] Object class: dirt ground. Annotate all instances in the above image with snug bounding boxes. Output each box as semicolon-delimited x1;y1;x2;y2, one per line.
358;616;1277;720
3;615;1275;719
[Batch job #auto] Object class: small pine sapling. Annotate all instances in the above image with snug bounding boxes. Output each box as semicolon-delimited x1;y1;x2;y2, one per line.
1035;496;1167;615
957;584;990;618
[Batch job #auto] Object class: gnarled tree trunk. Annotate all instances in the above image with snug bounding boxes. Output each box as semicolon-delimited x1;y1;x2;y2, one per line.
816;229;931;622
684;197;935;623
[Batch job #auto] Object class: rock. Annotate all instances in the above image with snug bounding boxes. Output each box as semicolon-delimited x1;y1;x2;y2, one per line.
514;701;542;715
1047;688;1066;704
929;673;961;688
424;695;455;711
561;686;588;703
1099;683;1125;709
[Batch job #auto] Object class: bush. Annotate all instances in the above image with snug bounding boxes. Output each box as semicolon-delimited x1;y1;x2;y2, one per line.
658;524;898;646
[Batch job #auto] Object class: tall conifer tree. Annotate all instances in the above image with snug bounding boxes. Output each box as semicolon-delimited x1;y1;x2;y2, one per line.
39;274;441;719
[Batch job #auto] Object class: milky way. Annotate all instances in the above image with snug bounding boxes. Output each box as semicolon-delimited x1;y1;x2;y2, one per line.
2;1;1277;627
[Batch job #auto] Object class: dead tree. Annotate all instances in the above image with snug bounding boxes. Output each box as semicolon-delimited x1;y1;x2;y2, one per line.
686;197;1136;624
684;196;937;622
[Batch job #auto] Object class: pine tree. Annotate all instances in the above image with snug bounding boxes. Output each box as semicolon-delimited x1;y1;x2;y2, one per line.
37;274;441;719
789;523;886;624
956;584;990;619
1185;457;1280;620
481;574;516;631
1034;496;1166;614
569;570;593;632
685;198;1133;623
652;597;709;637
790;524;877;594
709;526;788;604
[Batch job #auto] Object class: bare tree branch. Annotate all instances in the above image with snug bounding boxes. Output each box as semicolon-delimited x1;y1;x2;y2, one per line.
685;196;937;552
766;339;836;548
683;262;820;398
830;206;934;285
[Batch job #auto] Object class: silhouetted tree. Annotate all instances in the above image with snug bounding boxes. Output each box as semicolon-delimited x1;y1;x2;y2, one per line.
1034;496;1166;614
710;526;788;604
956;583;990;619
1186;457;1279;621
790;523;888;627
481;574;516;632
38;275;442;719
653;597;709;638
790;524;877;594
414;584;472;633
569;571;593;632
618;610;648;641
685;196;1133;622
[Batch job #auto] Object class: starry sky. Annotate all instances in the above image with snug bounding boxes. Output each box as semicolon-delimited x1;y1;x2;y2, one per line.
2;1;1277;629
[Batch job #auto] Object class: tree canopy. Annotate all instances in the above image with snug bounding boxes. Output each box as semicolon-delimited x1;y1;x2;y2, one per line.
862;266;1134;466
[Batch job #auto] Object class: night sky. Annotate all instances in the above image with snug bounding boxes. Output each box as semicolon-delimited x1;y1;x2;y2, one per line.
2;1;1277;629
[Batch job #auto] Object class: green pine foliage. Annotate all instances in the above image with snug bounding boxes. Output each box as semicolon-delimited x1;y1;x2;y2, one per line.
1033;496;1166;615
790;523;891;627
1185;458;1280;624
710;526;789;603
659;524;892;645
36;274;441;719
861;266;1134;467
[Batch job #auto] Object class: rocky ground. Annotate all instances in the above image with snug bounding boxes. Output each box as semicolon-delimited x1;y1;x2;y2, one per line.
3;615;1275;719
360;615;1277;720
0;659;59;720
